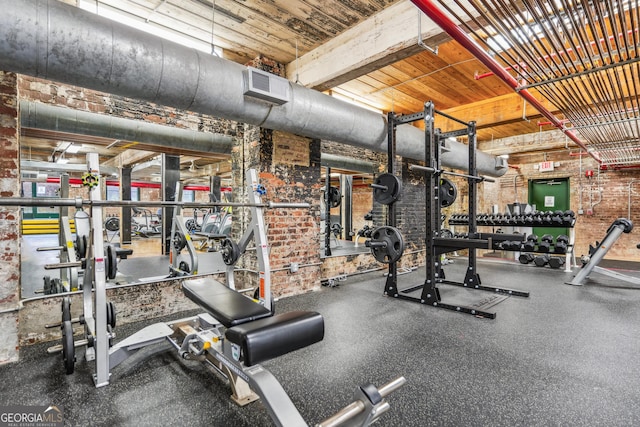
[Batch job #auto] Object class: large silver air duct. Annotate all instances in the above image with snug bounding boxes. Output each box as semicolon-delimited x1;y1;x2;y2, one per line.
0;0;507;177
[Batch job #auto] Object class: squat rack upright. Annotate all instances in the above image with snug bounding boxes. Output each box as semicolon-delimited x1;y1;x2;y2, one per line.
383;101;528;319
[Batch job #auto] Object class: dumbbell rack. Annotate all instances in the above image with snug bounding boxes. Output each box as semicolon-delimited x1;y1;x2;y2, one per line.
449;213;577;272
382;102;528;319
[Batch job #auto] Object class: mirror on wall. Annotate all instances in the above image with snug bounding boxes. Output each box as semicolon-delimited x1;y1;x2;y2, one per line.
19;131;232;298
320;169;374;258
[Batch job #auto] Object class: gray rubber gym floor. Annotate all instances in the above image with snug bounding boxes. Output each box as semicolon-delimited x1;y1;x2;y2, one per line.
3;258;640;426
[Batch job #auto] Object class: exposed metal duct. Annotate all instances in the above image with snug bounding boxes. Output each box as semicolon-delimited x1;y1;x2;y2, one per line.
321;153;376;174
20;101;233;155
0;0;507;176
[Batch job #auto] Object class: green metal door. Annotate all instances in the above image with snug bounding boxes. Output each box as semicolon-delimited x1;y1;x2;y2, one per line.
528;178;570;240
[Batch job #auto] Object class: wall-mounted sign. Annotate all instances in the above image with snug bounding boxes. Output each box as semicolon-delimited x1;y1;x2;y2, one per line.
539;161;554;172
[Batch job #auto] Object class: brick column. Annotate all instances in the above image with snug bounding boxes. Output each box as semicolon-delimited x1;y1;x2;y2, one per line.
0;71;20;363
230;56;322;298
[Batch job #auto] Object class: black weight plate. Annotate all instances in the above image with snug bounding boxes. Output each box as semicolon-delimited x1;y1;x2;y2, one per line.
75;235;87;259
105;244;118;280
61;320;75;375
221;238;240;266
109;302;116;328
61;297;71;323
369;226;405;264
173;231;187;251
104;217;120;232
439;178;458;207
44;276;52;295
105;301;117;329
373;173;402;205
327;186;341;208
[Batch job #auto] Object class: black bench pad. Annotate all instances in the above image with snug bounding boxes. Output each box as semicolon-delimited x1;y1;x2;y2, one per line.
225;311;324;366
182;277;272;328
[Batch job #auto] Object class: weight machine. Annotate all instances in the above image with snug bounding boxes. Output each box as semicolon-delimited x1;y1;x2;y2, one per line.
0;164;406;426
376;102;528;319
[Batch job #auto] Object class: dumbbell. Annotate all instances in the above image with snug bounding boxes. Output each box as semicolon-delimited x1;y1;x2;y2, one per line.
533;213;544;225
512;240;524;251
554;234;569;253
551;210;564;225
522;234;538;252
523;213;534;225
548;257;566;269
534;254;550;267
501;213;512;225
563;210;576;226
542;211;553;225
538;234;554;252
519;253;535;264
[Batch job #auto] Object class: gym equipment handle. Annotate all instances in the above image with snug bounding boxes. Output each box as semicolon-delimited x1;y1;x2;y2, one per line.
315;376;406;427
365;241;387;248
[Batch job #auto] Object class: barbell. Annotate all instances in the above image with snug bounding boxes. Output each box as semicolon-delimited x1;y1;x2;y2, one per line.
409;164;496;183
0;197;310;210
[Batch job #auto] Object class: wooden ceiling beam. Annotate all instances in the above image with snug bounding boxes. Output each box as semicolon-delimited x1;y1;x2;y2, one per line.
287;1;450;91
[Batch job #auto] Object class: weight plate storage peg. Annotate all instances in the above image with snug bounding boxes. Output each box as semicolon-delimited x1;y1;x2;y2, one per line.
221;238;240;266
367;226;405;264
372;173;402;205
439;178;458;207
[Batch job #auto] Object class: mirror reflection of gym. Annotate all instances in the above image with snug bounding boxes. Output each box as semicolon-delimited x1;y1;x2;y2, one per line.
320;168;374;257
19;135;231;298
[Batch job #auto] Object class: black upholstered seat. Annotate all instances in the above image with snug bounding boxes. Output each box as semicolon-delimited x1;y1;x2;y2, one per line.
182;277;272;328
225;311;324;366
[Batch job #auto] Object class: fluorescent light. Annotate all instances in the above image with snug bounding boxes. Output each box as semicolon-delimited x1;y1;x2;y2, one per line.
330;89;384;114
56;158;69;164
77;0;224;57
66;144;81;153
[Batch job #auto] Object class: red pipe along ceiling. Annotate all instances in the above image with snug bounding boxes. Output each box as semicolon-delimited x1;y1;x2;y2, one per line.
45;177;232;192
410;0;601;163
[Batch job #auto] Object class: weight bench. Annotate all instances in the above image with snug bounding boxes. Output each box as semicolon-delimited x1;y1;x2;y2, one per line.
109;279;402;426
182;277;324;366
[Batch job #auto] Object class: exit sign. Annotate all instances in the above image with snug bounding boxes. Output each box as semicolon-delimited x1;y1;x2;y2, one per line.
539;161;554;172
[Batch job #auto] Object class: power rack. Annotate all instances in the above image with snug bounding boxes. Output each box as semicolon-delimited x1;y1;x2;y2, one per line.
382;101;529;319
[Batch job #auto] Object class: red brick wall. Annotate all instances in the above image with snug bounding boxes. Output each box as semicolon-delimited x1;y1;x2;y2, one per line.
0;71;20;363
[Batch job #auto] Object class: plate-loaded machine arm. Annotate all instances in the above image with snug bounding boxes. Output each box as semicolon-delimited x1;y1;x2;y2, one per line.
567;218;638;286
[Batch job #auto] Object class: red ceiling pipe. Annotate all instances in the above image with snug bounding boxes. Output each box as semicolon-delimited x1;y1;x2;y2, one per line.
410;0;601;163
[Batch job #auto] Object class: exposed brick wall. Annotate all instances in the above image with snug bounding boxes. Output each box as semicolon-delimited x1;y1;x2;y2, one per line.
0;71;20;363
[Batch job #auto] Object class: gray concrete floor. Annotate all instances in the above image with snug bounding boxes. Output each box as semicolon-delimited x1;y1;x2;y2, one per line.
3;258;640;426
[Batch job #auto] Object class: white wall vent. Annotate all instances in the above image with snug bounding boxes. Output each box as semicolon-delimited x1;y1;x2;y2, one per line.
243;67;290;105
